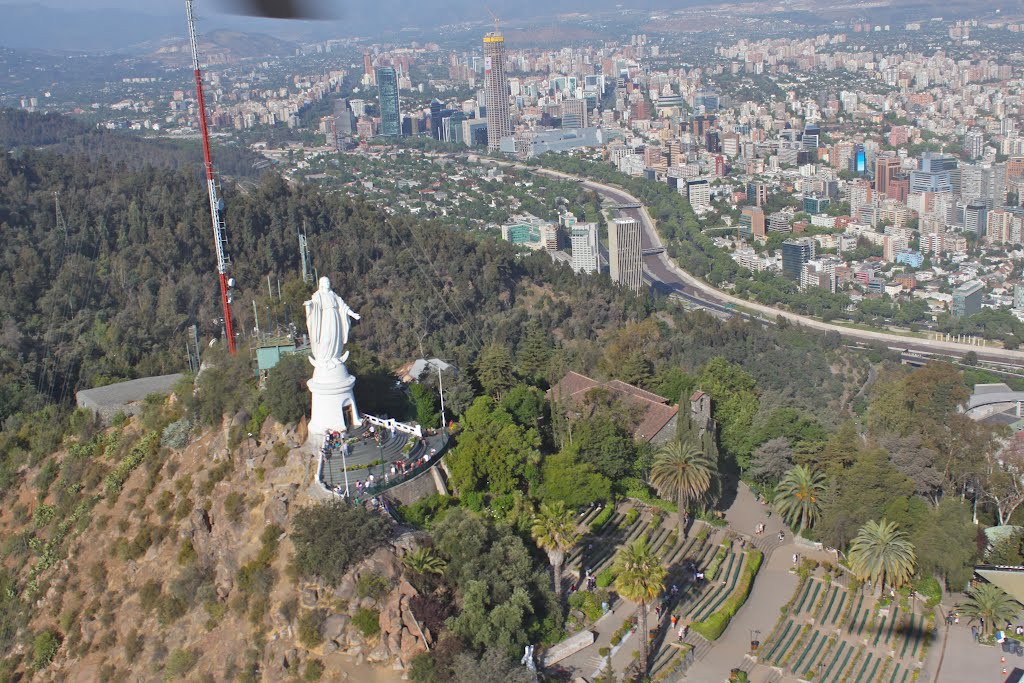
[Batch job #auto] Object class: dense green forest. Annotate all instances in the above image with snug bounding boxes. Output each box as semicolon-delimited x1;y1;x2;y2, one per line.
0;109;263;177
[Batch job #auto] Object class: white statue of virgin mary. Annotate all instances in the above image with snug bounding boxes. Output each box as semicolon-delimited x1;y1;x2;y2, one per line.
304;276;361;370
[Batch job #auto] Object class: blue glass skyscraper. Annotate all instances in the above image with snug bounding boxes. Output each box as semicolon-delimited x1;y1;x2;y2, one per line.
375;66;401;137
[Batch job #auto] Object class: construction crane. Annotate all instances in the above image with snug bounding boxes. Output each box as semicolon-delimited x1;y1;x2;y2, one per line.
185;0;237;354
485;5;501;33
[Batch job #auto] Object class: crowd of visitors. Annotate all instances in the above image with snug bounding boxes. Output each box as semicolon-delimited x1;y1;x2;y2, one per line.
319;426;442;498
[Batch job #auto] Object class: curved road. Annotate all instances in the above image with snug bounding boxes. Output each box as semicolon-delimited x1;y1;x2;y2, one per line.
526;166;1024;368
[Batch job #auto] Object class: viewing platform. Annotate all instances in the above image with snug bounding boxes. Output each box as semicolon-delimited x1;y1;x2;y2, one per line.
317;419;450;499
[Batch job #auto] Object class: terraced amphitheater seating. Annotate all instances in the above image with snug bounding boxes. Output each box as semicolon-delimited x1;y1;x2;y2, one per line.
899;613;917;659
798;629;832;677
846;591;866;632
814;584;848;625
820;641;850;683
851;652;877;683
791;630;821;672
888;663;910;683
762;620;795;663
791;580;813;617
767;621;801;666
884;605;899;642
687;547;745;622
797;581;822;615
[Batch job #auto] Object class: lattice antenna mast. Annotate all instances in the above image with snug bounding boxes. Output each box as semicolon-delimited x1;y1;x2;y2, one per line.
55;192;67;236
186;0;236;354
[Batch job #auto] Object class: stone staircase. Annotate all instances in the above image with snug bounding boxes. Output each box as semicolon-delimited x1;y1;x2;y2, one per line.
749;530;786;558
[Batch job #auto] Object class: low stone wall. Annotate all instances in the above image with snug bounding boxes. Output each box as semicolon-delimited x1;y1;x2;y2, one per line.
385;464;446;506
542;629;595;667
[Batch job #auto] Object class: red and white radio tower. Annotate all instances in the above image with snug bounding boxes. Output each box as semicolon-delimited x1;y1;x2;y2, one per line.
185;0;237;354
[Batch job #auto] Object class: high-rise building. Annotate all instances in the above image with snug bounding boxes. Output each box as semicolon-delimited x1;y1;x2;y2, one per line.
375;66;401;137
987;209;1013;244
875;155;901;196
782;237;815;280
609;217;644;293
910;153;957;194
363;52;375;85
802;123;821;151
333;98;354;148
430;99;444;140
739;206;765;240
803;195;830;214
887;175;910;203
963;203;988;235
746;181;768;206
960;163;1007;208
686;179;711;209
964;130;984;159
561;98;588;128
483;32;512;152
952;280;984;318
569;221;600;274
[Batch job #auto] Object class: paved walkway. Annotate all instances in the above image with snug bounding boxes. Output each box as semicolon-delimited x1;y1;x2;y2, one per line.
722;482;789;557
682;545;800;683
935;611;1021;683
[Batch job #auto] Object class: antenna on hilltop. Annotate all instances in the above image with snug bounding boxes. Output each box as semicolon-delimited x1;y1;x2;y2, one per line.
485;5;501;33
185;0;237;354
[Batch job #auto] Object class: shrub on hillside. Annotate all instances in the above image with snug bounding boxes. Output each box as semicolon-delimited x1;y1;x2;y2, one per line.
398;494;459;529
303;659;325;681
163;648;198;680
290;501;391;585
356;572;391;602
32;630;61;670
161;418;192;450
353;607;381;637
297;610;325;648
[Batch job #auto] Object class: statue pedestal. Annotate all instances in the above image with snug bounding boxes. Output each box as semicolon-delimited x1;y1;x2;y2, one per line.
307;362;361;438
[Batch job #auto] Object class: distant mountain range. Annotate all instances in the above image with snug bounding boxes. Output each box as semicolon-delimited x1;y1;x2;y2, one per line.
144;29;297;65
0;0;1018;53
0;0;743;52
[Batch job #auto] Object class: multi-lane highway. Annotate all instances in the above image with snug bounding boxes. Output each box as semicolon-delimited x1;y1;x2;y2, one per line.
527;166;1024;369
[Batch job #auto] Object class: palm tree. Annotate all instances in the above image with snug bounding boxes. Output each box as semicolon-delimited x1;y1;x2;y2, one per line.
649;438;716;532
402;547;447;577
774;465;826;532
613;536;667;680
848;519;916;593
531;501;581;600
960;583;1021;635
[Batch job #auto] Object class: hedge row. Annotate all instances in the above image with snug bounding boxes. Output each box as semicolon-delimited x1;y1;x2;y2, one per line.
691;549;764;641
589;502;615;533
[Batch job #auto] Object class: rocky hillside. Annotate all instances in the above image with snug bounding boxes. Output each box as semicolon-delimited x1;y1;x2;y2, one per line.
0;391;431;682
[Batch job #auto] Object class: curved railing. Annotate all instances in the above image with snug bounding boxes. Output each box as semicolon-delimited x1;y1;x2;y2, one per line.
315;431;452;501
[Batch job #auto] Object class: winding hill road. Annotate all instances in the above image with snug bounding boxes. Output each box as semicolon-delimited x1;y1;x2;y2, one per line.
523;165;1024;368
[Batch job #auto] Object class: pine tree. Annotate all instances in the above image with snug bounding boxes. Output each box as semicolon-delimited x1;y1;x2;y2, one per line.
474;343;516;399
618;351;652;388
516;322;553;381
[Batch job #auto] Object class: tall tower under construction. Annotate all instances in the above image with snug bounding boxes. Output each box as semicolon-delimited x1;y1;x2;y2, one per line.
483;31;511;152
